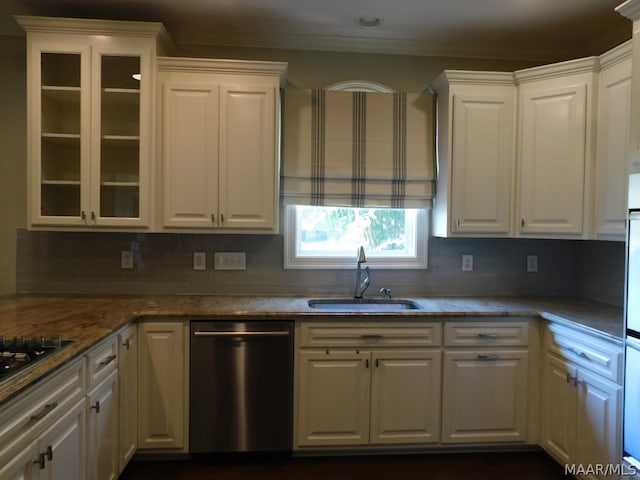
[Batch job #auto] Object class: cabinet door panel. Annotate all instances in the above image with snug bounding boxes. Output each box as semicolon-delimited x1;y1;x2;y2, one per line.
91;47;153;227
118;325;137;473
541;356;577;464
39;399;86;480
297;350;370;446
451;94;513;234
137;322;185;450
442;350;528;443
87;371;118;480
162;83;219;228
596;58;631;239
218;85;277;230
370;350;441;444
576;370;622;480
0;443;37;480
519;83;587;235
29;42;91;227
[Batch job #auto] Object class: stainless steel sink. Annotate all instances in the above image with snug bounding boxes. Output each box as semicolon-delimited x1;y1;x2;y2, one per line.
307;298;421;311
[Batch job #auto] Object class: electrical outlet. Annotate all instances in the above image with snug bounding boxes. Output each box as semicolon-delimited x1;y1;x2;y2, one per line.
461;254;474;272
527;255;538;273
121;250;134;269
214;252;246;271
193;252;206;271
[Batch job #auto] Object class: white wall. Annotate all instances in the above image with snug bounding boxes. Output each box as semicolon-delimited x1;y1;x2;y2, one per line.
0;36;26;294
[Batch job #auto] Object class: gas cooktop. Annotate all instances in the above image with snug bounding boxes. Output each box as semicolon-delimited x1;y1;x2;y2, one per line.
0;336;72;385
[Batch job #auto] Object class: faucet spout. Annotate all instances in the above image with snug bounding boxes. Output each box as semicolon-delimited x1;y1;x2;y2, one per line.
354;246;371;298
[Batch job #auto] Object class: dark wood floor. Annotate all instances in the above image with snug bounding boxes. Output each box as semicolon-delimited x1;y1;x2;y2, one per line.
120;451;570;480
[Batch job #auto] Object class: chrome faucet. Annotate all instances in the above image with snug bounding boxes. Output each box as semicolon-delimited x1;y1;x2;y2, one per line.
354;246;370;298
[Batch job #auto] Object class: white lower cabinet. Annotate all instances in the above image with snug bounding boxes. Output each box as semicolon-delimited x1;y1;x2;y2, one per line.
137;321;187;451
87;370;118;480
37;399;86;480
297;349;441;447
441;350;529;443
295;322;442;448
117;324;137;472
542;323;623;480
0;357;86;480
441;320;532;444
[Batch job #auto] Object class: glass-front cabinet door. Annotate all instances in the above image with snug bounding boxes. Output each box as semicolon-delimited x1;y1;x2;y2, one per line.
91;47;151;227
23;21;156;229
31;43;91;226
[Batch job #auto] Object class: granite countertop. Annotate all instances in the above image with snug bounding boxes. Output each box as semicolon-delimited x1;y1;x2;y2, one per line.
0;294;624;405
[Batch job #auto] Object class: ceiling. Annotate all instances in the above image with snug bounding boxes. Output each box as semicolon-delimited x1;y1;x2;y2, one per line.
0;0;633;62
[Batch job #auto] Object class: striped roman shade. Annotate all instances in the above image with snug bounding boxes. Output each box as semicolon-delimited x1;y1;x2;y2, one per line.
281;88;436;208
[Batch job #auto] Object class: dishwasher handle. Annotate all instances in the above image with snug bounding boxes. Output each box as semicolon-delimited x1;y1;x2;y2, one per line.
193;330;290;337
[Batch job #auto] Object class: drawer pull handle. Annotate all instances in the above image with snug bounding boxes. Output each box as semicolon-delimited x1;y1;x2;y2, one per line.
477;354;499;360
91;401;100;414
122;339;131;350
477;333;498;339
365;358;369;369
45;445;53;461
99;354;117;367
566;347;588;359
30;402;58;422
361;335;384;340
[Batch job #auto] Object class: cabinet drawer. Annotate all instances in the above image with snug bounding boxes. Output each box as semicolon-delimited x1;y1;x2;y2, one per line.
545;322;622;384
86;334;118;388
298;322;442;348
0;356;85;448
444;320;530;347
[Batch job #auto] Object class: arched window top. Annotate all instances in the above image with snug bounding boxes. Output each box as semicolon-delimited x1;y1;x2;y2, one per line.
325;80;395;93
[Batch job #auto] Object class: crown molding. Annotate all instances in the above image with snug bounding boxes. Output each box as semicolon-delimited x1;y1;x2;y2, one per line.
14;15;176;54
514;56;598;84
157;56;287;84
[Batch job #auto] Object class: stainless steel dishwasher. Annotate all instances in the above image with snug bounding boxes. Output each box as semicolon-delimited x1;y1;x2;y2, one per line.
189;320;294;454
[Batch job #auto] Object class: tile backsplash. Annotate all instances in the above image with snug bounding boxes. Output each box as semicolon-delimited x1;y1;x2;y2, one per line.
15;229;624;306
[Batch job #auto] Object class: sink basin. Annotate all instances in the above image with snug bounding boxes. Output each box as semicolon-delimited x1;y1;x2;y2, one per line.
307;298;421;311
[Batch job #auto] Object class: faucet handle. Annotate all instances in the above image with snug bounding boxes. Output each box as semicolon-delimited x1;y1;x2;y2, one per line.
380;288;392;300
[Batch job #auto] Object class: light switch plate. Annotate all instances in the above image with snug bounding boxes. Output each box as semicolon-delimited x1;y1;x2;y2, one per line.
193;252;206;270
461;254;474;272
527;255;538;273
214;252;246;270
121;250;134;269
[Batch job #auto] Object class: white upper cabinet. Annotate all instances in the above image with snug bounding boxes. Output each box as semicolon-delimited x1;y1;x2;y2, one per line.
157;58;286;233
431;71;516;237
515;57;598;238
595;41;632;241
17;16;171;230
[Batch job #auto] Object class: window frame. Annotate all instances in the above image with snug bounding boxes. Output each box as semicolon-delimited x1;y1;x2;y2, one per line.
283;205;429;269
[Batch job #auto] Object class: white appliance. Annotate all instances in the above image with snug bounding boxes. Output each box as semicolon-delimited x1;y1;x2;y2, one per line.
624;173;640;472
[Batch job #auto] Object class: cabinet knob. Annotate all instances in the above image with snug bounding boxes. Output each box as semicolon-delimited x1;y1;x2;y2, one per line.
45;445;53;462
211;214;215;223
521;218;526;228
91;401;100;414
91;211;96;223
221;214;225;223
365;358;369;369
455;219;460;230
81;211;86;222
123;339;131;350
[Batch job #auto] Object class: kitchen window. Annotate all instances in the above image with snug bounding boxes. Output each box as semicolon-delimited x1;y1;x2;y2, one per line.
284;205;428;269
282;81;433;269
